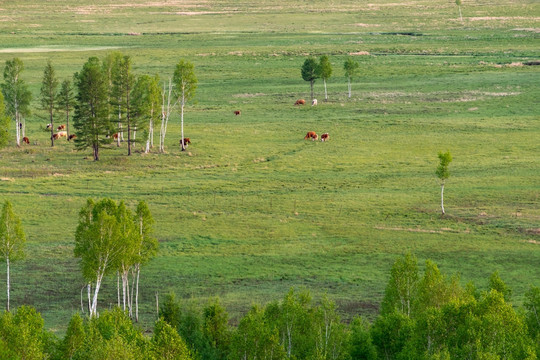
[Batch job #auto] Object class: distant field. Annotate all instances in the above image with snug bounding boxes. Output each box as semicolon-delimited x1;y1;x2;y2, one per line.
0;0;538;334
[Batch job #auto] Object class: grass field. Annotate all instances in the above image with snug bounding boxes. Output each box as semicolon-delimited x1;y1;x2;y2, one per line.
0;0;539;334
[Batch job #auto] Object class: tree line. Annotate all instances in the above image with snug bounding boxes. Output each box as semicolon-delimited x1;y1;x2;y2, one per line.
0;53;197;158
1;200;539;360
300;55;361;101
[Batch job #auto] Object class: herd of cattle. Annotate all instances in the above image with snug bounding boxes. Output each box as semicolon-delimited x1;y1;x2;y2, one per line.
21;98;328;148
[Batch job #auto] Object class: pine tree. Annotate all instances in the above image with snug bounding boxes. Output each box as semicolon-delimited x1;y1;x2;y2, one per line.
301;57;319;101
73;57;112;161
40;60;59;146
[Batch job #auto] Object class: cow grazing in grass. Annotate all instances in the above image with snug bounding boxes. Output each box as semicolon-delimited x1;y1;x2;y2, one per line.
52;131;67;140
46;123;52;130
68;134;77;141
57;124;66;131
304;131;318;141
321;133;329;142
180;138;191;147
22;136;30;144
234;110;241;116
294;99;306;106
312;99;318;106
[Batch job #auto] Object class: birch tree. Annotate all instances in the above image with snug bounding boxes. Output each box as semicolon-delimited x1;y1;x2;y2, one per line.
73;57;112;161
301;57;319;102
74;198;124;317
317;55;333;102
381;253;419;317
102;52;123;145
132;200;158;322
0;200;26;312
436;151;452;215
112;56;135;155
131;75;161;154
1;58;32;147
343;57;360;99
0;92;10;148
40;60;59;147
173;60;198;151
57;79;76;141
115;201;138;316
455;0;463;22
159;78;176;153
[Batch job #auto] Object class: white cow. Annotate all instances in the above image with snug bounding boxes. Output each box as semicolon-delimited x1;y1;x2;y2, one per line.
311;99;318;106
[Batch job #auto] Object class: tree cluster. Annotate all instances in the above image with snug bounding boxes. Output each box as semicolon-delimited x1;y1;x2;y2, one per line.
2;254;538;360
0;55;196;158
300;56;360;101
74;198;158;320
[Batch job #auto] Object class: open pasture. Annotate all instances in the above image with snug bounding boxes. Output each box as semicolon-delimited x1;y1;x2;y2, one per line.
0;0;539;333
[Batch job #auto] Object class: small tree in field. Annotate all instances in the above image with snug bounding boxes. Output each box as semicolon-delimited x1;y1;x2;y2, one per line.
57;79;76;141
455;0;463;22
436;151;452;215
40;60;59;147
301;57;319;101
1;58;32;147
317;55;333;101
173;59;197;151
0;201;26;312
343;57;360;98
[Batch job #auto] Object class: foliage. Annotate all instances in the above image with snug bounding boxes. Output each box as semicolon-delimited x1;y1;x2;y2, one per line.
0;91;8;148
488;271;512;302
381;253;419;317
57;78;77;139
1;57;31;146
301;57;319;100
350;316;377;360
435;151;452;182
40;60;58;146
152;319;192;360
0;305;56;360
73;57;112;161
173;59;197;151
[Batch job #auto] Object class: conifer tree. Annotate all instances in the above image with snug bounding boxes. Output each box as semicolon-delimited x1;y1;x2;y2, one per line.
40;60;58;146
73;57;112;161
301;57;319;101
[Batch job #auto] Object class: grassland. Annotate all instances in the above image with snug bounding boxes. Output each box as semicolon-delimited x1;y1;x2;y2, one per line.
0;0;539;333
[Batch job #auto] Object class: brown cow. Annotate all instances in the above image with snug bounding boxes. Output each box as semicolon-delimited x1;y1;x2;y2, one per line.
22;136;30;144
68;134;77;141
57;124;66;131
304;131;318;141
234;110;241;116
112;133;119;140
52;131;68;140
320;133;329;142
180;137;191;147
294;99;306;106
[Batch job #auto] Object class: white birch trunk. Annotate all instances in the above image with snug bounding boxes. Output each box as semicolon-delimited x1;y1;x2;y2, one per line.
117;272;120;306
441;182;445;215
324;79;328;101
6;257;10;312
180;92;185;151
347;77;352;98
458;6;463;22
87;284;92;314
90;273;104;317
15;109;20;147
135;265;140;322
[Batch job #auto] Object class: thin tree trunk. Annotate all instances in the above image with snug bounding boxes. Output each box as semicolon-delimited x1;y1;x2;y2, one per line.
66;109;70;140
181;93;185;151
50;111;54;146
6;257;10;312
87;284;92;314
155;291;159;319
117;271;121;306
441;182;445;215
91;272;104;317
324;79;328;101
117;107;121;147
458;6;463;22
347;77;352;98
310;80;314;101
135;265;140;322
15;109;20;147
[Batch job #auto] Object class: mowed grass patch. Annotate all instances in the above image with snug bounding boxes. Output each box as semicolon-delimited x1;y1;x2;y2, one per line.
0;0;539;333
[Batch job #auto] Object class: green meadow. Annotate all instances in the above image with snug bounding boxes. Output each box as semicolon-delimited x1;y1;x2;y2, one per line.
0;0;539;333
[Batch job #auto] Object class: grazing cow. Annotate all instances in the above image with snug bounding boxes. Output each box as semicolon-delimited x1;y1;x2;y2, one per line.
68;134;77;141
19;123;23;129
180;137;191;147
234;110;241;116
52;131;68;140
321;133;329;142
57;124;66;131
304;131;318;141
46;123;52;130
22;136;30;144
311;99;317;106
294;99;306;106
112;133;119;140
